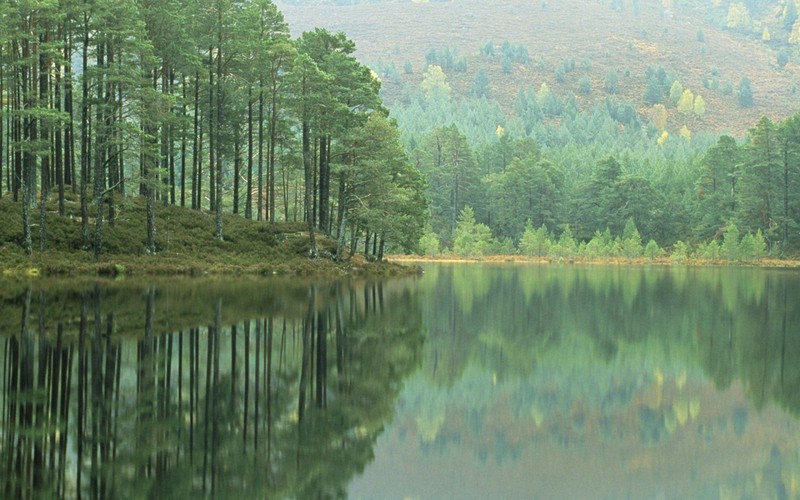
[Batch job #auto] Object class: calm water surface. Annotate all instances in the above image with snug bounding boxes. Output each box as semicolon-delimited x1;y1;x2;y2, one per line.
1;265;799;499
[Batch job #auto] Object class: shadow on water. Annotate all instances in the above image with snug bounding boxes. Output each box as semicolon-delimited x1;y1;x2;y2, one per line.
0;277;423;499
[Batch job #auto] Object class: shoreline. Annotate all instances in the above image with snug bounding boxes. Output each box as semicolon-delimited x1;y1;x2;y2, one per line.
386;254;800;268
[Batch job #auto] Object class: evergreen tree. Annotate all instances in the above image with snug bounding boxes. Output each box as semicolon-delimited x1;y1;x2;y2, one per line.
785;0;798;32
738;76;753;107
694;135;742;240
452;206;494;257
472;68;489;98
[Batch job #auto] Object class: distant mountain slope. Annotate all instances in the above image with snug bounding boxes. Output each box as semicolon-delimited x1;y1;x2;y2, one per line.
277;0;800;136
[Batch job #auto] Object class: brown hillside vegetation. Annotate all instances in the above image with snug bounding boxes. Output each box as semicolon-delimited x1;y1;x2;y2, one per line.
277;0;800;136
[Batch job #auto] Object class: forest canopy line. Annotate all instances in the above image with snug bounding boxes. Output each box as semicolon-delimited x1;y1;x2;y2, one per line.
0;0;426;263
1;0;799;268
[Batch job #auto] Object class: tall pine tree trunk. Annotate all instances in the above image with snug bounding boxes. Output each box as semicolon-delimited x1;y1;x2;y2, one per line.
39;27;51;251
192;72;200;210
303;121;317;257
245;87;253;219
257;88;264;221
180;76;187;207
80;11;90;249
93;41;106;258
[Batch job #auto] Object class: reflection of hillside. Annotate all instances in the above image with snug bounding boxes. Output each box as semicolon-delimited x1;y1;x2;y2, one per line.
399;265;800;497
0;278;423;498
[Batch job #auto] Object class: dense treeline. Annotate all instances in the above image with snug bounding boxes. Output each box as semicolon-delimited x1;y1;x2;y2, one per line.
392;65;800;258
0;0;425;261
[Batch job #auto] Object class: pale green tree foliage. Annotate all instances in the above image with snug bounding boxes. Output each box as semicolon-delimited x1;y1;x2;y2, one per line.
550;225;577;259
669;80;684;106
418;226;441;256
722;222;741;261
621;218;643;258
518;221;551;257
643;240;664;260
693;94;706;116
452;206;494;257
738;229;767;261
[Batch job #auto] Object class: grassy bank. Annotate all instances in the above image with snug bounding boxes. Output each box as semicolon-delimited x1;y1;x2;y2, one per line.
0;197;415;278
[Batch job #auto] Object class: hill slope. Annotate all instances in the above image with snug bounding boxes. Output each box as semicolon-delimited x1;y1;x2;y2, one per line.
277;0;800;136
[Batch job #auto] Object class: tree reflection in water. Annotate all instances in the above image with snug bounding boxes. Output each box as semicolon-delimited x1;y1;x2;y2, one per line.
0;278;423;499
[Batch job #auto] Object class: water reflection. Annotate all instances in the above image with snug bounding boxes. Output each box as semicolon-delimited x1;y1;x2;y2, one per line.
351;265;800;499
0;277;423;499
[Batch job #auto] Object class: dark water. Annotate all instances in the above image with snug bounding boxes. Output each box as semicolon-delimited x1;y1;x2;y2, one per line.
1;265;799;499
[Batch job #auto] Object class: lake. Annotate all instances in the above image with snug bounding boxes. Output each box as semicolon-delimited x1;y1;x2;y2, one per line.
1;264;799;499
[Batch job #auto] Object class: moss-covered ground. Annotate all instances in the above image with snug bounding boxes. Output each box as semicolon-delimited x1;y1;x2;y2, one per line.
0;195;415;279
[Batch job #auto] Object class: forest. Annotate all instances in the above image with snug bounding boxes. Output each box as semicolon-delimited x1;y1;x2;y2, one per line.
0;0;426;263
1;0;799;264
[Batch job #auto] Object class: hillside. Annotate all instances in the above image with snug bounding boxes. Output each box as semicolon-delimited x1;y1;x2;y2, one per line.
277;0;800;136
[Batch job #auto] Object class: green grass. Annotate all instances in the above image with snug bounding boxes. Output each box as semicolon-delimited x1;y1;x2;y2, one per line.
0;195;414;278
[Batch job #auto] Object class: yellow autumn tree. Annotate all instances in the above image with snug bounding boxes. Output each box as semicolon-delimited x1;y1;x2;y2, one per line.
677;89;695;114
693;94;706;116
680;125;692;141
657;130;669;146
791;19;800;43
726;3;751;30
421;65;451;99
762;27;771;41
536;82;551;106
651;104;668;130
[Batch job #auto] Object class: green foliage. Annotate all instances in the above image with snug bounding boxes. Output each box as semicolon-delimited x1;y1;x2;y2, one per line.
452;206;494;257
415;125;481;244
621;218;643;258
670;240;690;263
695;240;721;260
778;49;790;69
738;77;753;107
519;221;551;257
604;70;619;94
425;46;467;73
669;80;684;106
722;223;741;261
719;80;732;96
485;155;563;241
578;75;592;95
643;239;664;260
644;76;663;105
418;226;441;256
738;230;767;261
481;40;495;58
472;68;490;98
550;226;577;259
786;0;798;32
500;41;530;65
555;58;576;83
